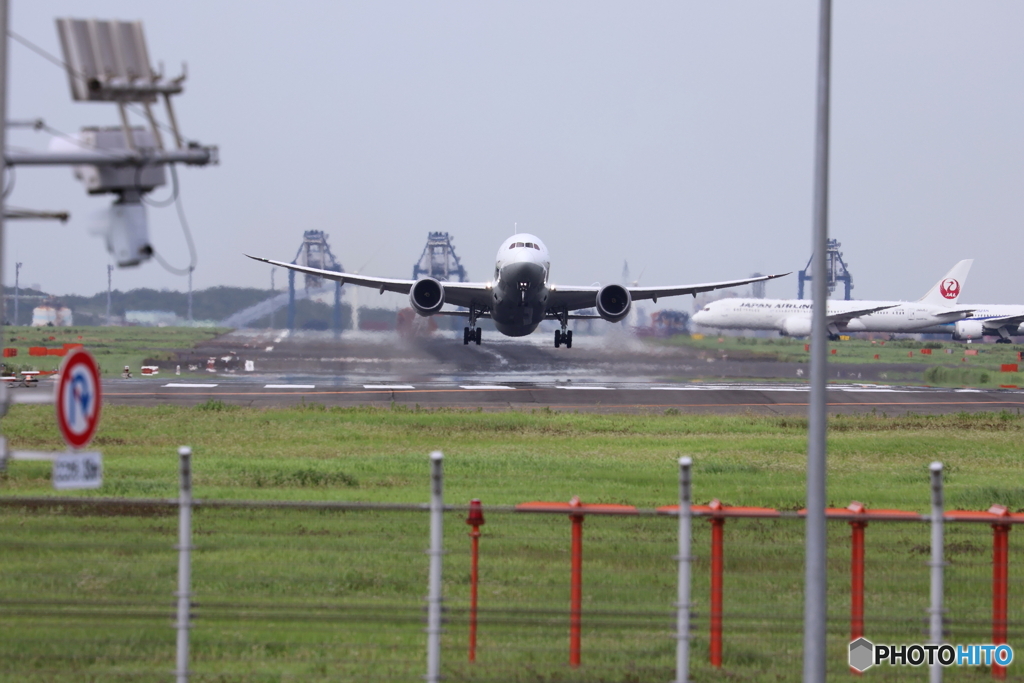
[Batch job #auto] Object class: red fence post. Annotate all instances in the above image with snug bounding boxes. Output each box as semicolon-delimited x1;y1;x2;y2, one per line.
709;499;724;668
848;502;867;649
569;496;584;668
991;505;1010;680
466;499;485;663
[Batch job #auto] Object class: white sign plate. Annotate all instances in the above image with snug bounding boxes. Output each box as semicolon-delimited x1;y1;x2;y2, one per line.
52;452;103;490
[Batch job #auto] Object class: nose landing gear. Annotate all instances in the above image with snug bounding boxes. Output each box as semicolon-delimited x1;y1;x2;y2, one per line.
463;326;482;345
554;329;573;348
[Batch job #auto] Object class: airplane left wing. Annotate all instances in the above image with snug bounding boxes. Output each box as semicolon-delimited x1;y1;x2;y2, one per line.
548;272;789;312
245;256;493;308
827;304;898;325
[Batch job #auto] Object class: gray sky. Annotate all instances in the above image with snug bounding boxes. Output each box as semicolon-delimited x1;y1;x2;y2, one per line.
5;1;1023;307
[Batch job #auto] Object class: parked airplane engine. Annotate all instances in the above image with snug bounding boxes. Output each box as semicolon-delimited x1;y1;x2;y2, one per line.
410;278;445;316
780;316;812;337
595;284;632;323
952;319;986;341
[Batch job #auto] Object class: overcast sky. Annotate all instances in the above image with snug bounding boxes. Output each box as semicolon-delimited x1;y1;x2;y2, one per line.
4;1;1023;308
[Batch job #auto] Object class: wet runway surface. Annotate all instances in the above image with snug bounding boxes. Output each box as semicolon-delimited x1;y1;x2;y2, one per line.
79;330;1024;415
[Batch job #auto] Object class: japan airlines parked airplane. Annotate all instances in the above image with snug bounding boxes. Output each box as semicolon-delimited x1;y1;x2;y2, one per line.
248;233;785;348
691;260;973;339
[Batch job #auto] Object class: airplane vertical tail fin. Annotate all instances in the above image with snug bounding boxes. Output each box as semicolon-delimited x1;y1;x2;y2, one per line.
918;259;973;306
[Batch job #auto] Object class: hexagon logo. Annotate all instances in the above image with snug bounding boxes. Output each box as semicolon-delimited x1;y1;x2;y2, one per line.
850;637;874;672
940;278;960;300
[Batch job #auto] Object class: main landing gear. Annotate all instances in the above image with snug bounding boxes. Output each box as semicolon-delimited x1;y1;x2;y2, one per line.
554;329;573;348
464;326;481;345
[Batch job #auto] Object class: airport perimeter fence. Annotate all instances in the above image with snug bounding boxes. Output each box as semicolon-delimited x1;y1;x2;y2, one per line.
2;452;1024;682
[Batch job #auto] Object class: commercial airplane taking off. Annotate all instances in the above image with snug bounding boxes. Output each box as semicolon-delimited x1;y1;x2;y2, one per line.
248;233;786;348
691;260;974;339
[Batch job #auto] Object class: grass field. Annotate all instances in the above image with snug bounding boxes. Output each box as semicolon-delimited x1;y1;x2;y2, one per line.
2;406;1024;681
1;326;228;379
658;334;1024;388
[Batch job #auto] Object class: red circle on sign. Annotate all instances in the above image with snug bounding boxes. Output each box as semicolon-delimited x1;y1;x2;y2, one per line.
55;349;102;449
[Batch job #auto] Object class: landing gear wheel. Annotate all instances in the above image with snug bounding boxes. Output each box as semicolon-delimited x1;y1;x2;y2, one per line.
463;327;471;345
554;330;562;348
996;338;1012;344
475;327;482;345
565;330;573;349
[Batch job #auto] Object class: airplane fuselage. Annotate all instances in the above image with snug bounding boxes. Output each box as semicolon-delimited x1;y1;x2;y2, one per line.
490;234;552;336
692;298;962;335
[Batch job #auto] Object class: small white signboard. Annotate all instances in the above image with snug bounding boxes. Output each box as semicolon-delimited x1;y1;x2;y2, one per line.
52;452;103;490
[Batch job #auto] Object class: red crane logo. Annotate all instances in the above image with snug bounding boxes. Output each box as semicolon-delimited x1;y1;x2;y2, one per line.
940;278;960;300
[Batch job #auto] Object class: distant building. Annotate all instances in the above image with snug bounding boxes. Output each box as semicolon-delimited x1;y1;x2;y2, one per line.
32;300;73;327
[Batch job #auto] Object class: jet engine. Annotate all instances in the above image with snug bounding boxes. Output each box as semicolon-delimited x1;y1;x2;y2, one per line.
410;278;445;316
595;284;632;323
780;316;812;337
952;319;986;341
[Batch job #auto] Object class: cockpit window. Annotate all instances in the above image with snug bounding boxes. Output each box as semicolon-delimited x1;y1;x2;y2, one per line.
508;244;516;250
533;244;541;250
525;242;534;249
515;242;525;248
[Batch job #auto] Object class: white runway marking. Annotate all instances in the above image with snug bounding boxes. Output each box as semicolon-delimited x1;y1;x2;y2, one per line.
459;385;515;390
363;384;415;390
555;386;613;390
163;383;219;388
264;384;316;389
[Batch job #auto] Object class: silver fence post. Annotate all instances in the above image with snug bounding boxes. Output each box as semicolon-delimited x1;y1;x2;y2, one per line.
929;461;944;683
176;446;193;683
676;457;693;683
426;451;444;683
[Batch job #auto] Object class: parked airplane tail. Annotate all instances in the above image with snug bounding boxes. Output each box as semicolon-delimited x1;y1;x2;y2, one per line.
918;259;973;306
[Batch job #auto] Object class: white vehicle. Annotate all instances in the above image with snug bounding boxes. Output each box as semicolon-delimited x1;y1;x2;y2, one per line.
249;233;785;348
691;260;973;339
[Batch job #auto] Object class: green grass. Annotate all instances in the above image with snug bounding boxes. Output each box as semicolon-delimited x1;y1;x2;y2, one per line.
655;335;1024;388
1;326;228;378
2;406;1024;681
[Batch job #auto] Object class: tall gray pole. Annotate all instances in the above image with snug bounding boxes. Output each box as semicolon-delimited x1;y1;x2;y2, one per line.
426;451;444;683
187;266;193;325
13;262;20;326
929;462;945;683
106;265;113;325
804;0;832;681
0;0;10;429
675;457;693;683
175;446;193;683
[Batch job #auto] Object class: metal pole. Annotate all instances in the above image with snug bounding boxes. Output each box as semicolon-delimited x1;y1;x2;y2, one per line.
992;521;1009;680
569;497;583;668
850;520;866;646
804;0;832;681
929;462;944;683
13;261;20;326
710;508;724;668
0;0;10;455
106;265;113;325
676;457;692;683
466;498;484;663
175;446;193;683
187;266;193;325
426;451;443;683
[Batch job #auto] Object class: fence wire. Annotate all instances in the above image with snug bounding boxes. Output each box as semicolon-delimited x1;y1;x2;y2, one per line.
1;501;1022;682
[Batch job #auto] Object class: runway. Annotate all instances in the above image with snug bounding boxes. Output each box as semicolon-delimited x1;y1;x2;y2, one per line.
95;378;1024;414
39;327;1007;413
79;329;1024;415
